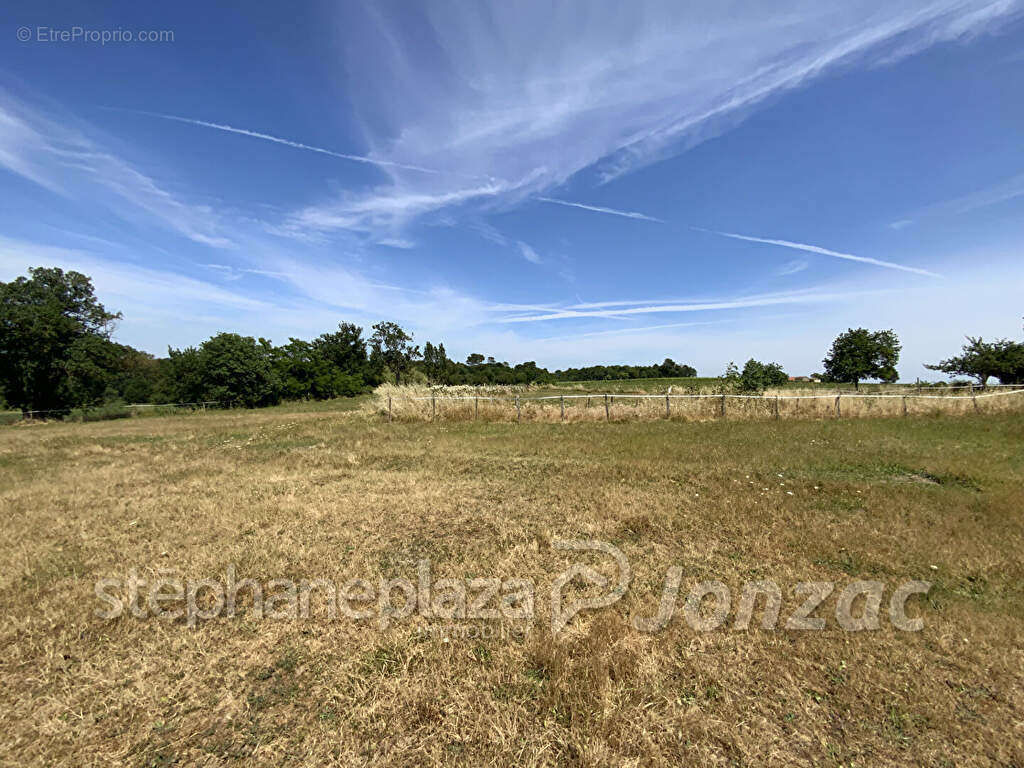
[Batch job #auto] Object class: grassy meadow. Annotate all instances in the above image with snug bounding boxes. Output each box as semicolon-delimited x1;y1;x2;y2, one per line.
1;405;1022;766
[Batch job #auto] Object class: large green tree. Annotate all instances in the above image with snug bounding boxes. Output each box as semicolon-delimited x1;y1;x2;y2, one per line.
313;322;371;384
369;322;420;385
822;328;901;389
422;341;453;383
0;267;121;414
926;337;1024;387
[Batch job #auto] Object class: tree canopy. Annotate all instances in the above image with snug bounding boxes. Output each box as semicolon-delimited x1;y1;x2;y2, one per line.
822;328;901;389
926;337;1024;387
369;321;421;385
0;267;121;414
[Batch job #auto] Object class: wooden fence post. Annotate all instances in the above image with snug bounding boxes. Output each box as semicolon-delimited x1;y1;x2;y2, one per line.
560;395;565;421
774;395;780;420
388;395;392;423
515;395;521;423
902;395;908;417
474;396;478;420
431;394;436;422
972;392;979;413
720;394;727;419
835;394;841;418
604;394;609;421
665;394;670;418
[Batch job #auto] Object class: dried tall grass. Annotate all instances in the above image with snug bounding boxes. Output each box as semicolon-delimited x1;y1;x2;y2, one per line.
366;384;1024;424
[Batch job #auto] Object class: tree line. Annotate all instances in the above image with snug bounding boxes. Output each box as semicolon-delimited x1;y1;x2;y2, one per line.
1;267;1020;416
0;268;700;414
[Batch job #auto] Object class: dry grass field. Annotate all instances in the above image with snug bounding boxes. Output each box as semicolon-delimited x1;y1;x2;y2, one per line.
369;382;1024;423
1;406;1022;766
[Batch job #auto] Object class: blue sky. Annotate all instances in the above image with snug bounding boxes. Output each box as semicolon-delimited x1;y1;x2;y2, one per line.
2;1;1024;378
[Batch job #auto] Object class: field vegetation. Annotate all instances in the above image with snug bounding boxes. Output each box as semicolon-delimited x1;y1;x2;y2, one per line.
1;406;1022;765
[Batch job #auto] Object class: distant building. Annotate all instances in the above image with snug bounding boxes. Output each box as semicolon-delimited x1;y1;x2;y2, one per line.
788;375;813;382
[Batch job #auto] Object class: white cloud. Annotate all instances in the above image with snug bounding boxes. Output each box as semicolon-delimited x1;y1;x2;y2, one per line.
517;241;542;264
777;259;810;276
376;238;416;249
283;178;513;237
202;263;290;280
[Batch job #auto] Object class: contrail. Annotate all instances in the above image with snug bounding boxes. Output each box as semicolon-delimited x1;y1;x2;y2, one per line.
537;197;663;222
109;109;678;225
500;289;865;322
699;229;942;278
117;110;442;175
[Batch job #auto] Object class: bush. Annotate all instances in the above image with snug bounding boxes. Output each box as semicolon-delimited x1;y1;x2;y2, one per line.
736;359;788;393
69;402;133;422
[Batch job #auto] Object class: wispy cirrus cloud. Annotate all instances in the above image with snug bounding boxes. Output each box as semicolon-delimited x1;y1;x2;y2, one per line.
303;0;1021;237
128;2;1018;242
202;263;291;280
700;229;942;278
777;259;810;276
282;179;514;238
0;92;516;347
517;241;542;264
110;0;1019;242
892;169;1024;228
120;111;669;227
376;237;416;249
537;318;726;342
0;93;233;249
0;237;267;314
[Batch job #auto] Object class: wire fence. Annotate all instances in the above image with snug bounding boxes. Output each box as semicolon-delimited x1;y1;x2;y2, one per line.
379;387;1024;424
6;401;222;422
